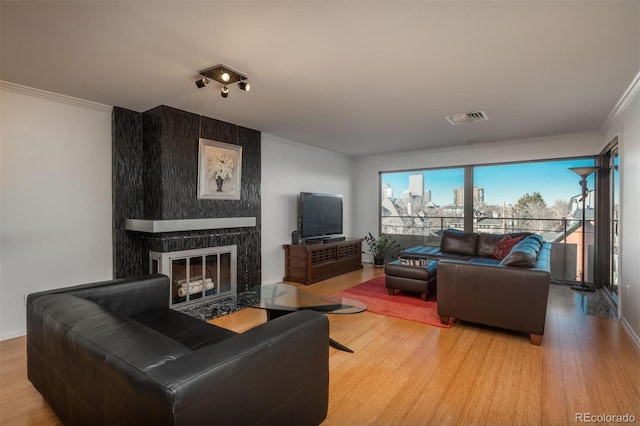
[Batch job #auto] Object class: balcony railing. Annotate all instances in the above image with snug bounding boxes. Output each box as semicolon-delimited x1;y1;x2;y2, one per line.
382;215;580;238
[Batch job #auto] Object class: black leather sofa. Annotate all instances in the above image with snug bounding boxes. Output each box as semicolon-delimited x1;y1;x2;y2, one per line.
27;275;329;425
399;230;552;345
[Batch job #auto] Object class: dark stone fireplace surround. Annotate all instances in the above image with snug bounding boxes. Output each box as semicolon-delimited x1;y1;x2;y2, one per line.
112;105;261;292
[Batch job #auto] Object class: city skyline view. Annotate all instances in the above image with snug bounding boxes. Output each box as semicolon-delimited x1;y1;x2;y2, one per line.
381;158;597;208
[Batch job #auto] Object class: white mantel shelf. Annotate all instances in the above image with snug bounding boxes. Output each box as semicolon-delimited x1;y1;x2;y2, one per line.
125;217;257;233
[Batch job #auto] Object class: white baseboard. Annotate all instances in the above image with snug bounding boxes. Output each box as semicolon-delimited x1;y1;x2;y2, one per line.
620;316;640;350
1;329;26;342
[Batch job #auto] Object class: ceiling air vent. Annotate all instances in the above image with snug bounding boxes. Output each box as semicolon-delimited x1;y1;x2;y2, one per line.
445;110;489;125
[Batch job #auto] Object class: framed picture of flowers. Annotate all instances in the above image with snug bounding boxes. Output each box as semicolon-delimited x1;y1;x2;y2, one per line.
197;138;243;200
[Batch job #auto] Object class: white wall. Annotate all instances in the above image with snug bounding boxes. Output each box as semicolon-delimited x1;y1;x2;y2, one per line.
261;134;355;284
0;83;113;340
601;72;640;346
352;132;602;240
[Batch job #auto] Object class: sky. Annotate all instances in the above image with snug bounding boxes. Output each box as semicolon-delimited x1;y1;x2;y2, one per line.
381;158;597;207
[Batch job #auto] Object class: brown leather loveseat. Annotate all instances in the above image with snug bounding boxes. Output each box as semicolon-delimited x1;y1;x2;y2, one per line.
400;230;551;345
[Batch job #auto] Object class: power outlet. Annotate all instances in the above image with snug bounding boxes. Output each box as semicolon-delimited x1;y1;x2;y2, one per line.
626;285;631;299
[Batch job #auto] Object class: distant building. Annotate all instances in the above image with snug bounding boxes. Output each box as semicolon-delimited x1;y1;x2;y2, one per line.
424;189;432;203
475;186;485;204
569;189;595;215
454;187;463;206
443;206;464;215
382;183;393;199
476;217;505;233
409;174;424;197
453;186;485;206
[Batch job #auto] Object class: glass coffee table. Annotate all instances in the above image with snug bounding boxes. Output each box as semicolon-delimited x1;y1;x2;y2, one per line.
251;283;367;353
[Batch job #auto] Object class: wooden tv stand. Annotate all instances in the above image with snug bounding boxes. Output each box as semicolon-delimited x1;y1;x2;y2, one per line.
283;238;363;285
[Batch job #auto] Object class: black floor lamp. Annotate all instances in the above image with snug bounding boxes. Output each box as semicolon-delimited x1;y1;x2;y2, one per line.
568;166;599;292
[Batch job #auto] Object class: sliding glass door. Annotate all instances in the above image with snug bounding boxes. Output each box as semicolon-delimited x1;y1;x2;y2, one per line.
596;138;619;302
608;146;620;297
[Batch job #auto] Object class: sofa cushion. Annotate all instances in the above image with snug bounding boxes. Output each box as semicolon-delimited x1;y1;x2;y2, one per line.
477;232;532;257
440;230;479;256
492;235;524;260
132;308;238;350
467;257;501;266
500;235;543;267
399;246;441;258
477;234;504;257
524;233;545;246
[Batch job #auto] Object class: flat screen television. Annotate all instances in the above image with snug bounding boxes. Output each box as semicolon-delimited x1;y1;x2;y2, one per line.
299;192;343;239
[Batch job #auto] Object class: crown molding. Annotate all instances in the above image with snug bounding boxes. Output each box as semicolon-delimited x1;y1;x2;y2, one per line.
0;80;112;113
602;70;640;131
262;133;354;160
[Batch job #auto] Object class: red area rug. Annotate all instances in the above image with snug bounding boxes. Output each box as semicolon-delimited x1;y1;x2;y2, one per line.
334;276;455;328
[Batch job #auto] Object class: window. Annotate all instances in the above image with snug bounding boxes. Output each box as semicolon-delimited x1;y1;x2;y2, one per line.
473;158;596;237
380;168;464;246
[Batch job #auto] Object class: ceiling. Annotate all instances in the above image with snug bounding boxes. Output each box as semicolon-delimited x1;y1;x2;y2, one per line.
1;1;638;158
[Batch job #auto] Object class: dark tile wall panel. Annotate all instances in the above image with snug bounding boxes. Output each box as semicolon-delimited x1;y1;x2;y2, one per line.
157;106;200;219
113;105;262;287
142;107;163;220
112;107;145;278
148;108;263;222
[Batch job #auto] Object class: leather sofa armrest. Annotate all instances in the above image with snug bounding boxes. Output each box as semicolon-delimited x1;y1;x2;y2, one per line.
27;276;171;395
437;260;550;336
27;275;169;317
147;310;330;425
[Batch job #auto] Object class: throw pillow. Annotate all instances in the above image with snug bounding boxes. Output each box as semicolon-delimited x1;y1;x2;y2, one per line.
500;248;537;267
492;235;523;260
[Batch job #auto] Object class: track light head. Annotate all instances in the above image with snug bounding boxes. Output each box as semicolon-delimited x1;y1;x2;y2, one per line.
221;85;229;98
221;72;230;83
238;81;250;92
195;77;209;88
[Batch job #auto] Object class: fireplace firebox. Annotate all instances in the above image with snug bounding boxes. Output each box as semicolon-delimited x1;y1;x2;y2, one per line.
149;245;237;308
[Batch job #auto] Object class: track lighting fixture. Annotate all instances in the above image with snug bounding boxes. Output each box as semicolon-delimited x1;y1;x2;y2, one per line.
195;77;209;88
195;63;250;99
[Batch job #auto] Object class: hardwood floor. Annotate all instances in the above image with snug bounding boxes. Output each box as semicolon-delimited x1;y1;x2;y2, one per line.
2;265;639;425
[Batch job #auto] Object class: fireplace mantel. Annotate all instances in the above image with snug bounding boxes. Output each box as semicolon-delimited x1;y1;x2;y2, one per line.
125;217;257;233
